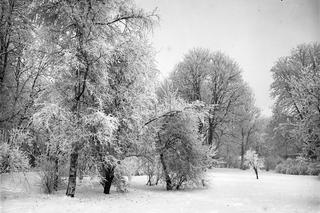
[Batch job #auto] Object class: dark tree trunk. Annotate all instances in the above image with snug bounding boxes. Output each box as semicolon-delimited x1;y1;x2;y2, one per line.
146;175;152;186
240;148;244;169
155;175;160;185
253;167;259;179
66;151;79;197
240;132;245;169
159;153;172;190
100;165;115;194
53;156;59;191
78;169;84;182
198;118;204;139
103;174;114;194
207;119;214;145
176;177;185;190
0;20;10;89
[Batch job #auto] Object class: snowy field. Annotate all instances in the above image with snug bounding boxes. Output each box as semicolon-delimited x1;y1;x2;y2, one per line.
1;168;319;213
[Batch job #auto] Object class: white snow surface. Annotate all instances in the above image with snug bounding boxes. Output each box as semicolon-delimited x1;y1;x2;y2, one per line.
1;168;319;213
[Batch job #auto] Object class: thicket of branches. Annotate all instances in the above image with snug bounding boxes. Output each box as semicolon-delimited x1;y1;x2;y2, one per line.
2;0;318;199
0;0;222;196
267;43;320;174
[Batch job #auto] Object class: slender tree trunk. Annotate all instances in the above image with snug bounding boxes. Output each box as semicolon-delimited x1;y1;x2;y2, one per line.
53;144;60;191
155;175;160;185
240;130;245;169
253;167;259;179
198;118;204;137
207;119;214;145
159;153;172;190
0;41;9;88
0;2;13;89
240;146;244;169
53;156;59;191
66;151;79;197
146;175;152;186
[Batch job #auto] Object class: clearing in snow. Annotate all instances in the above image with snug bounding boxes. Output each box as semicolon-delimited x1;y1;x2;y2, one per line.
1;168;319;213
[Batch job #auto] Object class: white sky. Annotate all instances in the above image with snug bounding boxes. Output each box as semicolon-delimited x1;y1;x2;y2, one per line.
135;0;320;116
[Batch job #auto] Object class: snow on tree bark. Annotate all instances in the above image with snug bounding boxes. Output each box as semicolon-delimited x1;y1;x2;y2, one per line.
66;151;79;197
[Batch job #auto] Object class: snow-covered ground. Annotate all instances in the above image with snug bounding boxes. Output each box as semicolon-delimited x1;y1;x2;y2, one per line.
1;168;319;213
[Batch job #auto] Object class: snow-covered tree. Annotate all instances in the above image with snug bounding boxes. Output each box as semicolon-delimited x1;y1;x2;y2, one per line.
170;49;249;150
144;82;214;190
233;86;260;169
30;0;158;196
271;42;320;161
0;129;30;173
244;149;264;179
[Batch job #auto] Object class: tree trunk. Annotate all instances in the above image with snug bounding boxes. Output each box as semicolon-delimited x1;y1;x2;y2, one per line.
53;156;59;191
103;174;114;194
159;153;172;190
100;165;115;194
207;119;214;145
198;118;204;138
78;168;84;182
155;175;160;185
240;147;244;169
66;151;79;197
253;167;259;179
0;6;12;89
240;130;245;169
146;175;152;186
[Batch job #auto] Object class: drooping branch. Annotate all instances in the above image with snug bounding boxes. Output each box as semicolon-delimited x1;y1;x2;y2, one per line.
144;110;183;126
94;9;158;28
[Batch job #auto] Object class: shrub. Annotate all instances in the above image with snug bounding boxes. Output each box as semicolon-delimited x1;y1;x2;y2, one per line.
307;163;320;175
111;163;133;193
139;156;162;186
264;155;282;171
0;143;30;174
155;111;214;190
37;156;62;194
0;129;31;174
275;158;319;175
222;156;240;168
159;141;213;190
112;173;129;193
275;163;284;174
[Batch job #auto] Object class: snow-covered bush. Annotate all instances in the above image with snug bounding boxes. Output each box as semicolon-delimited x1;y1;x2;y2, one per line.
0;129;30;174
275;158;306;175
38;156;61;194
140;156;162;186
307;163;320;175
264;155;282;171
0;143;30;173
145;84;214;190
113;174;129;193
111;162;133;193
275;163;285;174
155;110;214;190
275;158;320;175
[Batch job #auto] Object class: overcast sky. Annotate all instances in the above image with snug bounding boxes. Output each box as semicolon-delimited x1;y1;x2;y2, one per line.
135;0;320;116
